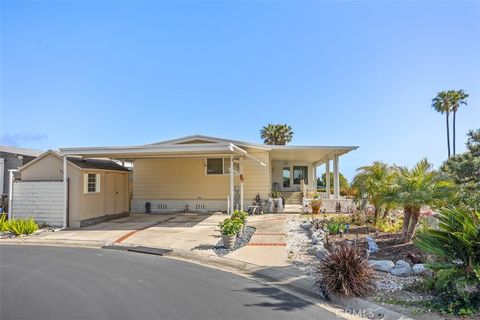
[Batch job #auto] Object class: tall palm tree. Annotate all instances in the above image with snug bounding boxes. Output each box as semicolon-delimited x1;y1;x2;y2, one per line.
260;124;293;145
432;90;454;158
351;161;393;223
387;159;453;242
450;90;469;156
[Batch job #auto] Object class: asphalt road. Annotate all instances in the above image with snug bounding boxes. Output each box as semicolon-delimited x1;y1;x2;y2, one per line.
0;245;338;320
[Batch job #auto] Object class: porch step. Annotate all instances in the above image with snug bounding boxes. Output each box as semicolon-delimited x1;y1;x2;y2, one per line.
278;192;303;205
283;204;303;213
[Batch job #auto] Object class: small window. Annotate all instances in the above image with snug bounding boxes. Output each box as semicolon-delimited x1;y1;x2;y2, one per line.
282;167;291;188
84;173;100;193
206;158;223;175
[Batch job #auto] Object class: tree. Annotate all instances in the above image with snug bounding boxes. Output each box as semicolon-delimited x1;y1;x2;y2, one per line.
450;90;469;155
441;129;480;210
351;162;393;223
387;159;453;242
432;90;454;158
319;172;349;189
260;124;293;145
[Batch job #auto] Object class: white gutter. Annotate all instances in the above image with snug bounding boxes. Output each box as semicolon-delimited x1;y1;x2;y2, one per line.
229;144;266;167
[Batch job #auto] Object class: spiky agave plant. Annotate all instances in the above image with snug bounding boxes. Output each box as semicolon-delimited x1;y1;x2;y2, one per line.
315;245;376;298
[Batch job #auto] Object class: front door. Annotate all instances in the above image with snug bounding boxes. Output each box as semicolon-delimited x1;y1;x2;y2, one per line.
293;166;308;185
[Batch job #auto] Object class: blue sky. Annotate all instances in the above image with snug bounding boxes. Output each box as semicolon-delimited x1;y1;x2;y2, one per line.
1;1;479;180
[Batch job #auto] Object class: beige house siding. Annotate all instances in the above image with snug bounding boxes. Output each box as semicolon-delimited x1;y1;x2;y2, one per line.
21;153;66;181
131;149;271;212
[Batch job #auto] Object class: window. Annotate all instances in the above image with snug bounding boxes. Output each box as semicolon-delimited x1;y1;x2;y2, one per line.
282;167;291;188
84;173;100;193
293;166;308;185
206;158;239;175
206;158;223;174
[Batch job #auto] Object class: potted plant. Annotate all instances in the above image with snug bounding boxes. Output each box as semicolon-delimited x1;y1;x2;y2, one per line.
218;218;241;249
231;210;248;237
310;198;322;214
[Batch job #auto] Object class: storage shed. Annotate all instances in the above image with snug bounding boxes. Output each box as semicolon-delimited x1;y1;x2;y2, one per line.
13;150;129;228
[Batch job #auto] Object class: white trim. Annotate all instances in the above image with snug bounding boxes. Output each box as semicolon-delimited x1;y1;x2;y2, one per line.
325;160;331;199
84;173;101;194
63;156;68;228
0;158;4;195
229;155;234;214
8;169;16;219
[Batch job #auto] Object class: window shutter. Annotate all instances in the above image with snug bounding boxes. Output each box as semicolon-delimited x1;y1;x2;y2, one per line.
83;173;88;193
96;174;101;192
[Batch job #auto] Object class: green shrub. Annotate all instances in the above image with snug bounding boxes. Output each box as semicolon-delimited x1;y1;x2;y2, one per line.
231;210;248;224
375;218;403;233
0;214;8;232
414;207;480;315
6;218;39;236
325;217;348;234
218;218;242;236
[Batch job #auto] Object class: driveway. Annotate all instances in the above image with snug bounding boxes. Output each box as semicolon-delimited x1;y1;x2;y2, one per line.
2;213;291;267
0;245;341;320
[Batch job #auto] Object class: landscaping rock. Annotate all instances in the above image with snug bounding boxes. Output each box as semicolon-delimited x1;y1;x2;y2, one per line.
300;221;312;230
307;244;324;256
368;259;395;273
316;248;329;260
412;263;429;275
366;236;379;253
390;260;413;277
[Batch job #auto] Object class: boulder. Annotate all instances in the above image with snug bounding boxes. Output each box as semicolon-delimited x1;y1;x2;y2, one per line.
316;248;329;260
368;260;395;273
307;244;325;256
412;263;430;275
300;221;312;230
366;236;379;253
390;260;413;277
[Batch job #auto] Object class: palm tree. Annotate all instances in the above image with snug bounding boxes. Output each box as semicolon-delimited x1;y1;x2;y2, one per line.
432;90;454;158
260;124;293;145
351;161;393;224
387;159;453;242
450;90;469;156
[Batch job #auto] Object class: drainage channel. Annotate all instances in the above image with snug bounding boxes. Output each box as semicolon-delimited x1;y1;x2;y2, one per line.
103;244;172;256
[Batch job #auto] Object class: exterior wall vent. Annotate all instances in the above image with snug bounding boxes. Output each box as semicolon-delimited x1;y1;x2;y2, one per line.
158;204;167;210
196;204;206;210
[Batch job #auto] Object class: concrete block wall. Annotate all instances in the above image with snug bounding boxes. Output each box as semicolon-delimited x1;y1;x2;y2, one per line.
12;181;64;226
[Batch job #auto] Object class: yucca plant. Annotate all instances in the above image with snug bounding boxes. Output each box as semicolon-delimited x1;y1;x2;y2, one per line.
0;214;8;232
315;245;376;298
7;218;39;236
414;207;480;314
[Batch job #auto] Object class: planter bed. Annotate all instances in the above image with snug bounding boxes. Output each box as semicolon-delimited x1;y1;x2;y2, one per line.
213;226;256;256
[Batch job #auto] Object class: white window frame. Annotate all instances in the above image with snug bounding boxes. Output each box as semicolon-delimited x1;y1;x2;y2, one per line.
205;158;239;176
83;173;101;193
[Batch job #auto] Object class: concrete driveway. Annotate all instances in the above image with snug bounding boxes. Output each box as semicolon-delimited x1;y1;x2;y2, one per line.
3;213;291;267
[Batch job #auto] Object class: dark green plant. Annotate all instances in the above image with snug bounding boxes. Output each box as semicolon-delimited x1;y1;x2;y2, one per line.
386;159;454;242
218;218;242;236
260;124;293;145
414;207;480;314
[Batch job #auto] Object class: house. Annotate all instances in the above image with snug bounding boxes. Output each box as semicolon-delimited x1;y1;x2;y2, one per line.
0;145;42;197
12;150;129;227
58;135;357;218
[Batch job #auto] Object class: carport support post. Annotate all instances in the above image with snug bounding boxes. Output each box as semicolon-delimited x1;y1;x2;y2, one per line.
229;155;234;214
63;155;68;228
240;160;244;211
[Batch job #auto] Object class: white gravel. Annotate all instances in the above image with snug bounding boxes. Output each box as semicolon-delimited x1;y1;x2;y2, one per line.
286;216;422;293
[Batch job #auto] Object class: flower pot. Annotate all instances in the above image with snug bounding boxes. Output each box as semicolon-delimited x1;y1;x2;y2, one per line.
312;206;320;214
237;224;246;238
222;234;235;249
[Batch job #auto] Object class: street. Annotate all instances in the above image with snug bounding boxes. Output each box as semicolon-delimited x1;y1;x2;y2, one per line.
0;245;338;320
